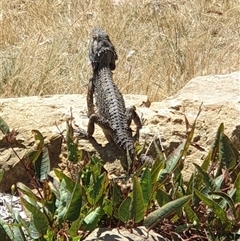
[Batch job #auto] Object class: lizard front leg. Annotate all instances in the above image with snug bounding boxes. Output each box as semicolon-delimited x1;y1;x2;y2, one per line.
87;77;95;118
125;106;142;138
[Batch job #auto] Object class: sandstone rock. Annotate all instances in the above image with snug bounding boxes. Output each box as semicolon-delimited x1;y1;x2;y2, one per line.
0;72;239;191
148;71;240;180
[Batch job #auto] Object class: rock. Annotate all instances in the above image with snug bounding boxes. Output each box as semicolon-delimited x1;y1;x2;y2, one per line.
84;226;169;241
0;72;239;191
148;71;240;180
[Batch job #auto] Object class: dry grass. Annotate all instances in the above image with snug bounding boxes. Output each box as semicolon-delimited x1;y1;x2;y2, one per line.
1;0;239;101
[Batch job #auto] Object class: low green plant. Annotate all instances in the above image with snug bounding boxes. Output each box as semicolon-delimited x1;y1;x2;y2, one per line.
0;110;239;240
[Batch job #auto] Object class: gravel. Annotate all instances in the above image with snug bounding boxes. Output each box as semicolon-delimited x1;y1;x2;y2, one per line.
0;192;27;223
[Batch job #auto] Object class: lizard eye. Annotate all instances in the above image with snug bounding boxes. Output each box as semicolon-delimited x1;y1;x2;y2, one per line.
92;35;97;40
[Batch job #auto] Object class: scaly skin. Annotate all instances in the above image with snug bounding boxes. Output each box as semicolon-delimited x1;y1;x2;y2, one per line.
87;27;142;159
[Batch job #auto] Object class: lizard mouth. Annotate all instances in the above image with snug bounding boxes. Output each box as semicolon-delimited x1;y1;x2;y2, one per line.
90;45;117;71
89;27;118;71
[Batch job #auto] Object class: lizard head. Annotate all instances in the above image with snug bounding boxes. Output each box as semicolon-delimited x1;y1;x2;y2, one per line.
89;27;118;71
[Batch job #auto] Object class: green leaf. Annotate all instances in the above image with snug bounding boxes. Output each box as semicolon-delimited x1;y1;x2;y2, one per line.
201;148;212;171
83;207;102;232
209;191;236;213
17;182;38;201
118;196;132;223
213;173;225;189
53;168;75;192
68;211;85;237
212;123;224;153
0;169;4;183
87;173;106;206
0;219;13;241
132;176;145;223
219;133;237;170
235;173;240;203
151;156;164;184
193;163;219;191
35;147;51;181
184;203;199;224
21;197;49;238
26;130;44;164
66;120;81;163
165;142;185;173
141;165;152;207
12;220;28;241
112;182;121;209
194;189;228;224
103;198;113;217
64;173;82;222
144;195;192;230
0;116;10;134
157;169;170;184
156;189;171;207
57;179;71;222
166;109;201;175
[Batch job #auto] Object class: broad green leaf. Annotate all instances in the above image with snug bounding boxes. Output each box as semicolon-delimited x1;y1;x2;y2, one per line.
144;195;192;230
91;157;104;182
209;191;236;213
194;189;228;223
218;188;236;211
157;169;170;184
57;179;71;222
12;220;27;241
17;182;38;202
193;163;219;191
201;148;212;171
151;157;164;184
64;173;82;222
235;173;240;203
165;142;185;173
112;182;121;208
0;116;10;134
141;165;152;207
103;198;113;217
212;123;224;153
26;149;42;165
53;168;75;192
219;133;237;170
118;196;132;223
26;130;44;164
21;197;48;238
156;189;170;207
35;147;51;181
0;219;13;241
0;169;4;183
83;207;102;232
81;156;103;187
166;109;201;175
32;129;44;145
66;119;80;163
10;208;30;240
213;173;224;189
132;176;145;223
184;203;199;224
3;202;29;241
186;170;195;195
87;173;106;206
